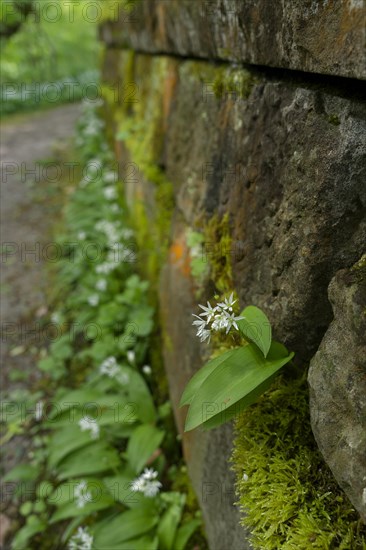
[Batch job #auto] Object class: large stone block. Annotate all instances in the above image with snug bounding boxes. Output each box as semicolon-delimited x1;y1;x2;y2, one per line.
163;62;366;361
102;49;366;542
100;0;366;80
308;258;366;522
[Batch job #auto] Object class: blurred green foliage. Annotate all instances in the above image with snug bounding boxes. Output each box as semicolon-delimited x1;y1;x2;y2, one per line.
1;0;101;115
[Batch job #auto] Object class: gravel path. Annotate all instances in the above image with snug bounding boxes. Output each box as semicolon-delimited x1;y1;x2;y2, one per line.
0;104;81;546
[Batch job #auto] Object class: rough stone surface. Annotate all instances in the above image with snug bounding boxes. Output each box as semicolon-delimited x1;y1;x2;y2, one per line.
102;47;366;539
163;62;366;362
100;0;366;80
308;258;366;522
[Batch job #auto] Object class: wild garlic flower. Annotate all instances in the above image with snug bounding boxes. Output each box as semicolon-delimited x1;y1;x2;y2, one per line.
51;311;61;324
131;468;162;497
121;228;134;240
96;220;120;243
192;315;212;343
77;231;86;241
95;279;107;292
87;294;99;307
95;262;115;275
99;356;119;376
127;350;135;364
99;357;130;385
103;186;117;200
35;401;44;421
103;171;117;183
68;526;93;550
192;293;243;342
74;481;92;509
142;365;152;375
78;417;100;440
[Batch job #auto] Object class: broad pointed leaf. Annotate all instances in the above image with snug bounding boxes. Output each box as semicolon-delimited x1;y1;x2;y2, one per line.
57;442;120;479
126;424;165;474
93;506;158;546
237;306;272;357
180;348;241;407
185;342;293;431
173;519;202;550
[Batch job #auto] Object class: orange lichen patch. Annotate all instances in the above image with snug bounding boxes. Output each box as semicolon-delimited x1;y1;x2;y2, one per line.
169;235;191;277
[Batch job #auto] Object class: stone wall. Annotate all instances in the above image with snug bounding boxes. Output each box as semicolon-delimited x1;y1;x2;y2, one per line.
100;1;366;547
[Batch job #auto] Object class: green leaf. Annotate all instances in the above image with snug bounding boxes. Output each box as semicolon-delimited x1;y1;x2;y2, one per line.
47;426;97;467
184;342;294;431
12;517;46;550
180;348;240;407
93;507;158;547
126;425;165;474
57;442;121;479
50;479;114;522
93;535;159;550
173;519;201;550
157;503;184;550
46;388;105;420
124;366;156;423
103;474;144;507
237;305;272;357
20;501;33;516
3;463;39;482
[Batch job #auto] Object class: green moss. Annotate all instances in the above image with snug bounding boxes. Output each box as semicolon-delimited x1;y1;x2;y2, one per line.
211;66;256;100
232;373;366;550
111;54;175;287
183;60;256;101
186;230;210;288
327;114;341;126
203;212;233;293
352;254;366;272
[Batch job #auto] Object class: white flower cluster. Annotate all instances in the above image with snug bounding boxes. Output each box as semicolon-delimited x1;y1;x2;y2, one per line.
74;481;92;509
68;526;93;550
95;262;115;275
35;401;44;421
103;171;117;183
127;350;135;364
87;294;99;307
95;220;121;243
78;417;100;440
95;278;107;292
51;311;61;324
142;365;152;375
131;468;162;497
192;293;243;343
103;185;117;200
120;228;134;240
99;357;130;385
99;356;119;377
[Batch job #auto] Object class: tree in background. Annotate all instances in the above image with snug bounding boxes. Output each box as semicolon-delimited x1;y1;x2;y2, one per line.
0;0;35;39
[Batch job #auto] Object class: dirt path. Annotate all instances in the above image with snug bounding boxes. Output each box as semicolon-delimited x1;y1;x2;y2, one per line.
0;104;81;544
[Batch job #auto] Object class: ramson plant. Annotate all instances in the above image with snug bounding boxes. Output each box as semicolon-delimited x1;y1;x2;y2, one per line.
181;294;294;431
